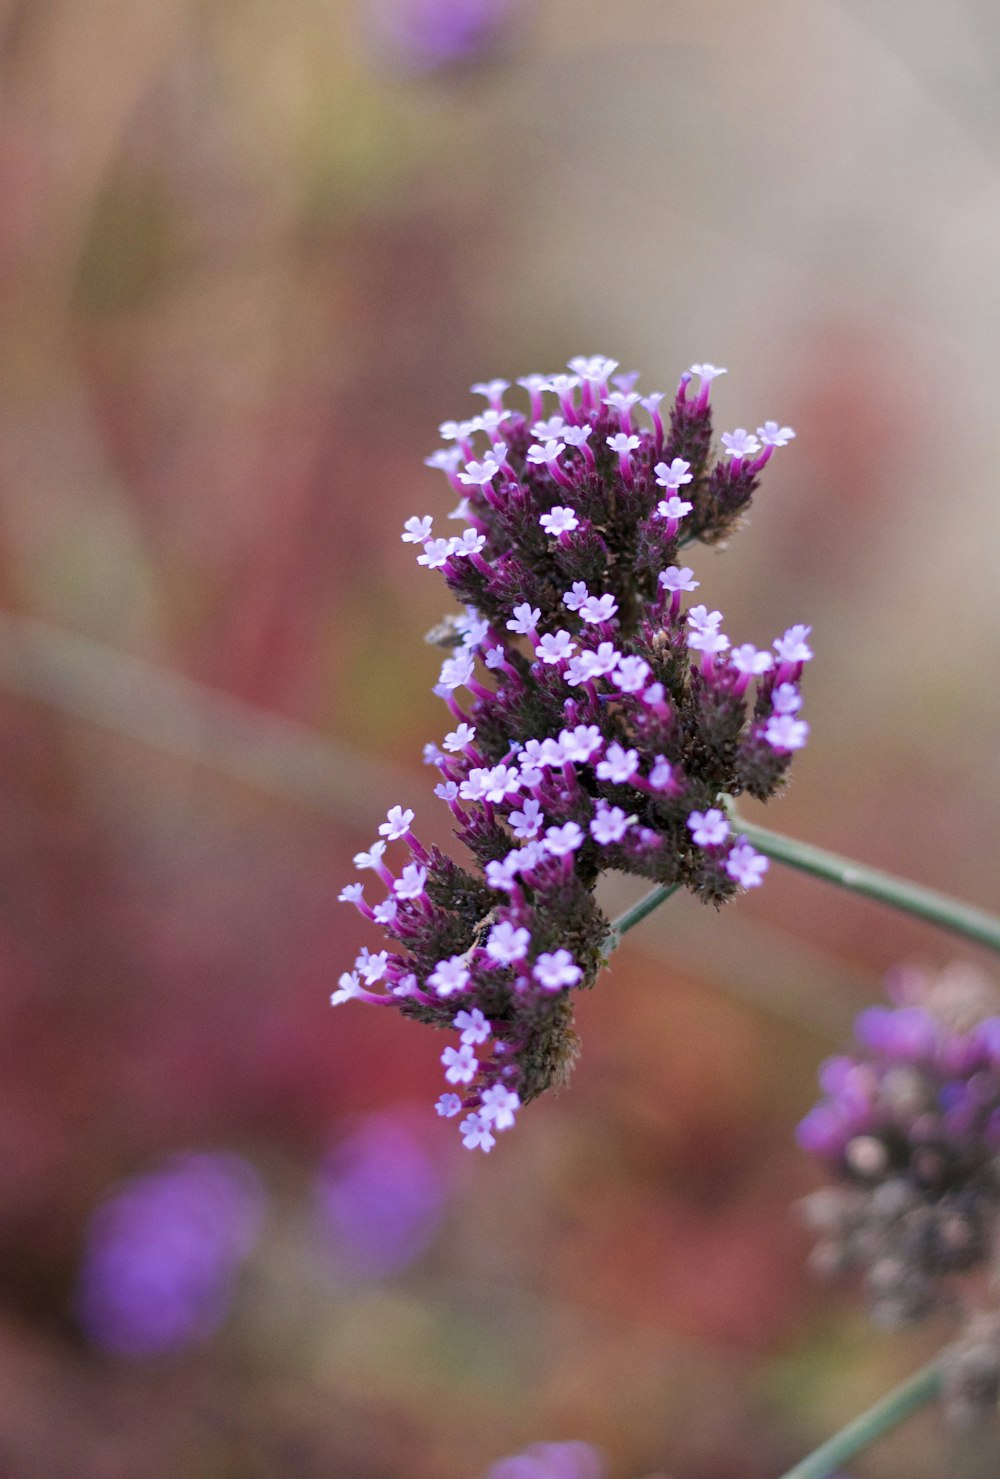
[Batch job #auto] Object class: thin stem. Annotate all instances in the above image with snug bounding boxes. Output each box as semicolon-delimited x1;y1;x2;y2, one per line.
777;1357;940;1479
605;882;682;952
732;815;1000;956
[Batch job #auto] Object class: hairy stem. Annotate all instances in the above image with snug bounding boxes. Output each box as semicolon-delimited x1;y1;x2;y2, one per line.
730;815;1000;955
776;1357;941;1479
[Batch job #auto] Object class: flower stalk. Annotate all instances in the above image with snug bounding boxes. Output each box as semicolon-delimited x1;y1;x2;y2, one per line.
776;1357;941;1479
730;814;1000;954
605;883;681;952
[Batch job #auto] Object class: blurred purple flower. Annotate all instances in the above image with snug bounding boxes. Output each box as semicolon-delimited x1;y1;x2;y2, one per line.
75;1152;266;1358
799;962;1000;1327
364;0;526;74
313;1109;447;1279
482;1442;606;1479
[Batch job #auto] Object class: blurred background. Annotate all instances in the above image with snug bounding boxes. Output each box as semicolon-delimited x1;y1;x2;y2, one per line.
0;0;998;1475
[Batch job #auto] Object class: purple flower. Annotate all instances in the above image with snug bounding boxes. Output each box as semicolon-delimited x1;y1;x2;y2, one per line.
486;920;531;963
800;964;1000;1326
337;359;806;1149
533;950;583;992
314;1111;446;1278
687;808;730;848
75;1152;265;1357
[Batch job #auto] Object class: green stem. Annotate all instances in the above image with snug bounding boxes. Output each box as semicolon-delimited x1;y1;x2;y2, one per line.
777;1357;941;1479
732;816;1000;956
605;883;682;952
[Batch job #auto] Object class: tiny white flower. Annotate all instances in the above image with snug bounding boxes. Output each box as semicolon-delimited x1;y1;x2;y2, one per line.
429;956;471;997
595;743;640;783
470;378;510;403
558;724;603;763
330;970;363;1006
567;356;618;383
417;537;453;569
612;656;651;693
543;822;585;857
459;1111;495;1152
772;683;802;714
532;950;583;991
773;625;813;664
442;1043;478;1084
394;863;428;900
509;797;544;839
720;428;761;459
458;457;501;487
443;723;476;752
579;593;619;625
658;566;699;594
379;805;414;840
401;515;433;543
687;808;730;848
764;714;810;751
689;363;727;383
730;645;774;676
590;802;635;845
454;1008;491;1046
531;416;568;440
507;603;541;636
653;458;693;490
479;1085;520;1130
535;630;576;665
485;921;531;964
757;421;795;448
539;506;580;536
725;840;769;889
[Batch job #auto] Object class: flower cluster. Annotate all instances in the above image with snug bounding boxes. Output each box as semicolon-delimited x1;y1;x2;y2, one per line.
337;359;809;1149
799;964;1000;1331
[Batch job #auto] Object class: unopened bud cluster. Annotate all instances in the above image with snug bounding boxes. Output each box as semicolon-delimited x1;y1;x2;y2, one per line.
337;358;809;1150
800;964;1000;1341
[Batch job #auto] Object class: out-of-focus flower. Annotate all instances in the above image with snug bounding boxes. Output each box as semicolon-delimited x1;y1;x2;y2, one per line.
941;1310;1000;1424
339;361;804;1151
75;1152;266;1358
312;1109;447;1279
363;0;527;76
481;1439;606;1479
799;962;1000;1328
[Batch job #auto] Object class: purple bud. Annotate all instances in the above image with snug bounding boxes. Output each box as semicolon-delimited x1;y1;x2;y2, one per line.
856;1006;937;1062
937;1031;987;1076
818;1055;855;1096
796;1105;849;1158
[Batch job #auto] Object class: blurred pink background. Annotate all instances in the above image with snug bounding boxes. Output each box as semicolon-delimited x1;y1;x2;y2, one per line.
0;1;997;1475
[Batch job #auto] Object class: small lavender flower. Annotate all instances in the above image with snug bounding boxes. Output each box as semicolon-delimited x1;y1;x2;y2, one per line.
339;359;805;1150
74;1152;265;1357
799;963;1000;1327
